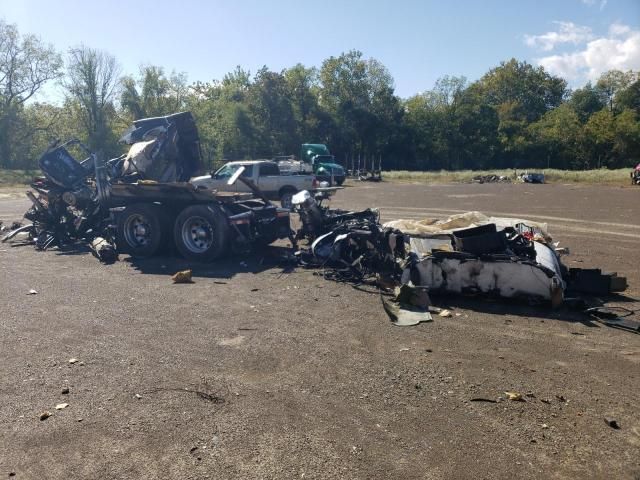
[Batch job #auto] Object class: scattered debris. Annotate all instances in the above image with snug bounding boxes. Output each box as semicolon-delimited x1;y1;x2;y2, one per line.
585;306;639;332
520;172;545;184
39;411;52;421
470;174;511;184
142;387;225;404
1;140;633;337
55;403;69;410
604;417;620;429
90;237;117;264
172;270;193;284
567;269;628;295
383;284;432;327
504;391;525;401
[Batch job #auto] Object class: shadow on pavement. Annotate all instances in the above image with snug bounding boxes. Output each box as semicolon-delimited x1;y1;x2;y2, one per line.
427;293;638;330
124;245;297;279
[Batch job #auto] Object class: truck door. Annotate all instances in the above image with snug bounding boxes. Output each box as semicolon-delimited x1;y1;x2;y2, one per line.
232;164;255;193
257;162;281;198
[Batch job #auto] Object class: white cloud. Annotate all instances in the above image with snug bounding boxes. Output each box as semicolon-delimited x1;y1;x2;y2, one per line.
609;23;631;37
580;0;608;10
524;21;593;51
534;24;640;82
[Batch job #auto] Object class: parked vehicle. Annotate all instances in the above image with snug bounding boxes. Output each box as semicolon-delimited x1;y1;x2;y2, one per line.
300;144;346;186
274;144;346;186
190;160;316;209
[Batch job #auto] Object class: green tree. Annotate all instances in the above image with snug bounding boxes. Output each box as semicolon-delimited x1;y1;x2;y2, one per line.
64;46;121;156
528;103;585;169
584;109;615;168
121;65;189;119
596;70;638;113
404;93;447;170
283;64;329;143
454;87;500;170
569;83;605;123
472;59;567;166
247;67;297;155
613;109;640;165
616;79;640;115
319;50;401;158
188;67;258;165
0;21;62;167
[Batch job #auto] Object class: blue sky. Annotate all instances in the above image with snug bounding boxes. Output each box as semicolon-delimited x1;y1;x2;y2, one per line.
1;0;639;100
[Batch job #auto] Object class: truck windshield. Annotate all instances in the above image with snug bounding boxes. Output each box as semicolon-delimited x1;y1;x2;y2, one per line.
314;155;335;162
215;164;253;178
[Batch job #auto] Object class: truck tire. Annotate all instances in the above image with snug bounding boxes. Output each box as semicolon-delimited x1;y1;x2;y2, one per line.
116;204;166;258
279;187;297;210
173;204;229;262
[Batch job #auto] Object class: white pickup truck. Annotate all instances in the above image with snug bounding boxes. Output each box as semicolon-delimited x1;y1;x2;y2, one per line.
190;160;317;208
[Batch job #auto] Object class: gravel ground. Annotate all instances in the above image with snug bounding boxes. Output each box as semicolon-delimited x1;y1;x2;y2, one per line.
1;181;639;479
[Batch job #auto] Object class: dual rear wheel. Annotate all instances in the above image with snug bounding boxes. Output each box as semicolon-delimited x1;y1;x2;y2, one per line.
116;204;229;262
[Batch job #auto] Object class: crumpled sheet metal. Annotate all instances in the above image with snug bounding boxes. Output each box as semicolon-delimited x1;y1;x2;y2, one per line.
384;211;551;242
382;298;433;326
123;139;156;175
403;241;565;303
382;284;433;326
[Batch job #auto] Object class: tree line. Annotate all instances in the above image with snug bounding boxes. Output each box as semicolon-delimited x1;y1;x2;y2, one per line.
1;20;639;172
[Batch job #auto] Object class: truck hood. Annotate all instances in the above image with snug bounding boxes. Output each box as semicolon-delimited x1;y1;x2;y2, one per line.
316;162;345;174
190;174;211;185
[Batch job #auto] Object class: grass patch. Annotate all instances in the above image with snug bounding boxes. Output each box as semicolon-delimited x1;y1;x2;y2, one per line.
0;169;39;186
383;168;632;185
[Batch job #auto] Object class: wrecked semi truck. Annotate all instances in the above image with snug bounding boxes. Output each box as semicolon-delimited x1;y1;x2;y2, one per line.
8;112;293;261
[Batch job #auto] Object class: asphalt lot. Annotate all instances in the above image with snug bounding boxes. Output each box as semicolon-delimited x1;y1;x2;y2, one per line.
1;181;639;479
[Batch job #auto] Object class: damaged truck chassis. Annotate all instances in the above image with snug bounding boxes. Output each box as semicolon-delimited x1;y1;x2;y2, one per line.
3;112;293;262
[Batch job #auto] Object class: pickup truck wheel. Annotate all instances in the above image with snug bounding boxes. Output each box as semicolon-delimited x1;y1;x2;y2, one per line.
116;204;165;258
174;204;229;262
280;190;296;210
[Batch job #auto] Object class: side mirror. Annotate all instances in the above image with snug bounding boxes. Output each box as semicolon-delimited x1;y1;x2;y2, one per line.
227;166;245;186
